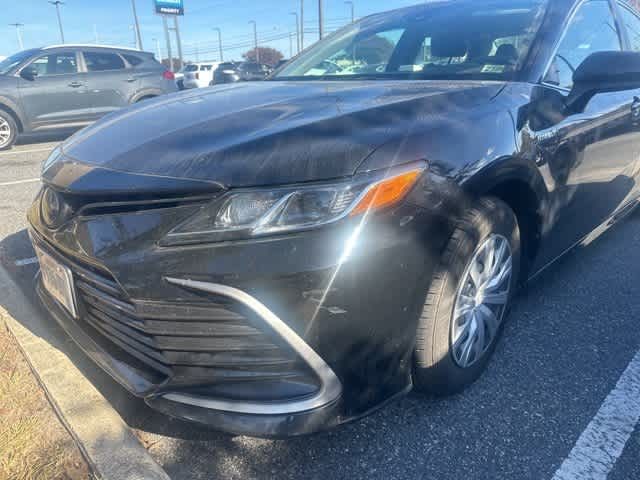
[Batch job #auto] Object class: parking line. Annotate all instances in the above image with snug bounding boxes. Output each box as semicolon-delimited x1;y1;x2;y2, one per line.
0;178;40;187
552;350;640;480
14;257;38;267
0;146;56;156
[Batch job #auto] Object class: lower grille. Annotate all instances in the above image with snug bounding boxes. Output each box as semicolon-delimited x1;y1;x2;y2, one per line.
33;234;319;399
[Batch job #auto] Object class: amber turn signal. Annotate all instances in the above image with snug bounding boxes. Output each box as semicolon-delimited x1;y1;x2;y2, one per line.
350;168;423;216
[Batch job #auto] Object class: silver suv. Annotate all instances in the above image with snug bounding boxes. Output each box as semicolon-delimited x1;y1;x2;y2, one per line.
0;45;177;150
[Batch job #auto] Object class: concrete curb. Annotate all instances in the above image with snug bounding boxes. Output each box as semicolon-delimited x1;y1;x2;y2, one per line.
0;264;171;480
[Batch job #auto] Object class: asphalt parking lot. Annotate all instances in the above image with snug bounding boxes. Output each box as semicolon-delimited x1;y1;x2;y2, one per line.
1;139;639;480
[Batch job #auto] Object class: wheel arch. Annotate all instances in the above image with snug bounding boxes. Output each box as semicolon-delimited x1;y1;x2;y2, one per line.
129;88;163;104
463;157;548;282
0;98;25;133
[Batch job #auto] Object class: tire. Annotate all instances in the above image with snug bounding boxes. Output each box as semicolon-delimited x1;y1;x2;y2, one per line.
0;110;18;151
413;197;521;395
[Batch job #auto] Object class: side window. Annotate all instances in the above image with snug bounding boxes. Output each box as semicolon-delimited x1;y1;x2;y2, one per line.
544;0;622;89
618;4;640;51
29;52;78;76
84;52;126;72
122;54;144;67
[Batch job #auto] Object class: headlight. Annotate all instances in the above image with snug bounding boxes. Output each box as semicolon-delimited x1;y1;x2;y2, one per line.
42;146;63;175
161;162;425;246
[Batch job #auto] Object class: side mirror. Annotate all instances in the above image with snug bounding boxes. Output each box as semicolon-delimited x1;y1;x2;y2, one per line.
568;51;640;112
20;66;38;81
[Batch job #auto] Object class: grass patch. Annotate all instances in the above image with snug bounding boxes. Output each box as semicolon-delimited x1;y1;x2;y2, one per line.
0;322;92;480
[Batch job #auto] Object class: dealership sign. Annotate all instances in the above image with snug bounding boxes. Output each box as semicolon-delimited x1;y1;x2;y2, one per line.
154;0;184;15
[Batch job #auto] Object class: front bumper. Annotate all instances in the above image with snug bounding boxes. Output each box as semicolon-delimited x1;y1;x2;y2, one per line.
28;178;452;436
35;269;343;437
183;79;208;89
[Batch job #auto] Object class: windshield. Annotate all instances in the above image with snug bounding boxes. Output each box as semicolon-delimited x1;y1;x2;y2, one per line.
275;0;548;81
0;49;38;75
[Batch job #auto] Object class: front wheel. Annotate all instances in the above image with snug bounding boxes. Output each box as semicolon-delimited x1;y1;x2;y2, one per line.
413;197;521;395
0;111;17;151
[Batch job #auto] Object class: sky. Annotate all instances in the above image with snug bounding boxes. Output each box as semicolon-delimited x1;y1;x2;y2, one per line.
2;0;422;62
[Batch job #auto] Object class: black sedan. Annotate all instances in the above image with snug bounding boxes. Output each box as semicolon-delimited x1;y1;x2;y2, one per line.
29;0;640;437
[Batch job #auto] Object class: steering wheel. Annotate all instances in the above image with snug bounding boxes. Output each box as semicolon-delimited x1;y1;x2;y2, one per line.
319;59;343;74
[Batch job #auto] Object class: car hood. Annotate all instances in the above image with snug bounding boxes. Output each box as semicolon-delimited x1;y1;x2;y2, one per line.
48;80;505;193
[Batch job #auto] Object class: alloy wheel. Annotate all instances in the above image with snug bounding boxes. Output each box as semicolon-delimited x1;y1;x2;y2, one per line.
0;117;11;148
451;234;513;368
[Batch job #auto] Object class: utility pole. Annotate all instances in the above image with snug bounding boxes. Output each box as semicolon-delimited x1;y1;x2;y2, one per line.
318;0;324;40
49;1;65;44
129;25;136;48
152;38;161;60
345;1;354;23
290;12;300;54
289;33;294;58
213;28;223;61
93;24;99;44
249;20;259;64
300;0;305;50
9;23;24;50
162;15;173;72
130;0;143;50
173;17;184;68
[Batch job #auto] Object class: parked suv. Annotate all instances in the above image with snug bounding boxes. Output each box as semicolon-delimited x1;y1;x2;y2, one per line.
0;45;177;150
210;62;273;85
182;62;220;89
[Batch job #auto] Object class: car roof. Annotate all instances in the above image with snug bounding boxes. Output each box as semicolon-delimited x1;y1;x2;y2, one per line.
42;44;153;55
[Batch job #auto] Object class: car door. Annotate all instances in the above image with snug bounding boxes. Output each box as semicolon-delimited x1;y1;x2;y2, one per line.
616;1;640;190
17;50;92;128
82;51;133;117
532;0;639;270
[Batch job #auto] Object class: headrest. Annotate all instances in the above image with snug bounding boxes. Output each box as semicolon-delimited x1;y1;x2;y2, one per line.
431;34;467;58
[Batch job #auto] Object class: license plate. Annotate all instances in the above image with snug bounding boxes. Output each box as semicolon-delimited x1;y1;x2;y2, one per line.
35;247;78;319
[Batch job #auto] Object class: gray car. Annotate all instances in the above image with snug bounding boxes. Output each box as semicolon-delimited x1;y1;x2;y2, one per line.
0;45;177;150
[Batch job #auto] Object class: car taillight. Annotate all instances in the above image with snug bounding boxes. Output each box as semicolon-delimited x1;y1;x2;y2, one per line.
163;70;175;80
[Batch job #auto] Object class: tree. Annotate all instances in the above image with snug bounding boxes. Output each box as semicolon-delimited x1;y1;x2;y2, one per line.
161;57;184;71
243;47;284;66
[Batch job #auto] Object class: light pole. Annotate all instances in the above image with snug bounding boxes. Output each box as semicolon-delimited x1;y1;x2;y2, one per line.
130;0;144;50
289;33;294;58
290;12;300;54
249;20;259;64
345;1;354;23
300;0;305;50
213;27;223;62
49;1;65;44
318;0;324;40
9;23;24;50
152;38;162;60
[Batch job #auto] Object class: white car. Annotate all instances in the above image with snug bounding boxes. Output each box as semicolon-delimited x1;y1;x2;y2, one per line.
182;62;220;89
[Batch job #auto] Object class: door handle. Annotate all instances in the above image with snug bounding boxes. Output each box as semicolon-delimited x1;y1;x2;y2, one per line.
68;81;83;88
125;77;136;83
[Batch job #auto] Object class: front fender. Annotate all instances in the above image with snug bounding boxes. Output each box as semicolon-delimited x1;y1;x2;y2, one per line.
0;93;27;132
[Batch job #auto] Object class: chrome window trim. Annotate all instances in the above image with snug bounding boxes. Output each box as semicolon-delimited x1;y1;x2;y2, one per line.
163;278;343;415
540;0;623;88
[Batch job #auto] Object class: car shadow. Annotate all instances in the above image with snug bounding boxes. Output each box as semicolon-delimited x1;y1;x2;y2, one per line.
16;130;78;147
